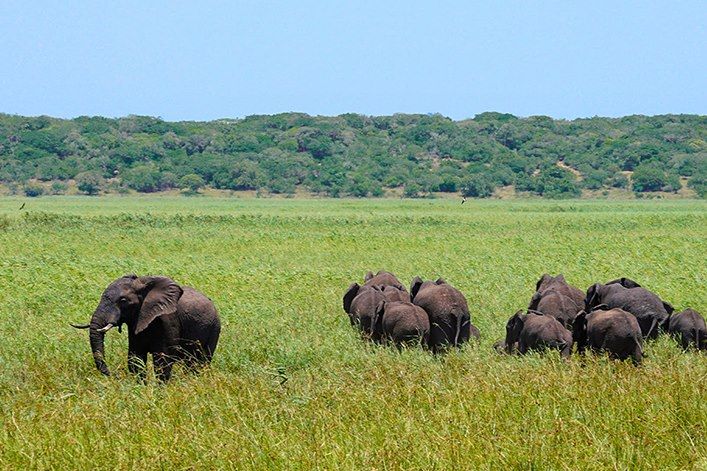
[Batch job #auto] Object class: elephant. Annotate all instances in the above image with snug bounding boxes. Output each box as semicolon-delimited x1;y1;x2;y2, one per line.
504;310;573;359
70;274;221;381
342;283;385;335
529;291;581;330
532;273;585;309
381;285;411;303
363;270;407;291
410;277;472;352
572;306;644;365
584;281;674;339
371;301;430;347
342;282;411;335
666;308;707;351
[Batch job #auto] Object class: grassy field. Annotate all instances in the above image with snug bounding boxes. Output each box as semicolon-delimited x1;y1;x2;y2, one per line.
0;196;705;470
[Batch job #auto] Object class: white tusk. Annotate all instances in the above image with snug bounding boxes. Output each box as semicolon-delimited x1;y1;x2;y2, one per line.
96;323;115;333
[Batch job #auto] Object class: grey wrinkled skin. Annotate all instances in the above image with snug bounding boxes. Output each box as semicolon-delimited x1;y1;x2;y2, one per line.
667;308;707;351
504;310;573;359
371;301;430;347
584;280;674;339
71;274;220;382
532;273;585;309
410;277;472;353
529;291;581;330
573;307;643;365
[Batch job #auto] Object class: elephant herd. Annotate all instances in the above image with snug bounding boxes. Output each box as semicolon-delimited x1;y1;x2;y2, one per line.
345;271;706;365
70;271;704;382
343;271;480;352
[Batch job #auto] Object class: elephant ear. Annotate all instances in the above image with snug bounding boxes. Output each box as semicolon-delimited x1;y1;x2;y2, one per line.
535;274;551;292
343;283;360;314
528;291;542;310
607;277;642;289
435;277;446;285
584;283;601;311
662;301;675;315
572;311;588;342
364;271;374;282
371;300;386;337
410;276;424;301
134;276;183;334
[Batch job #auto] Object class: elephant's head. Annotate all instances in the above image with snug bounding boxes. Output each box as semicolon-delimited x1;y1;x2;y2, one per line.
535;273;566;292
410;276;446;301
71;274;183;376
504;310;526;353
584;283;607;312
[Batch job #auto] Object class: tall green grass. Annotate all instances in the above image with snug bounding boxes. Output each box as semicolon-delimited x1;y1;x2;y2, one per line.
0;197;705;469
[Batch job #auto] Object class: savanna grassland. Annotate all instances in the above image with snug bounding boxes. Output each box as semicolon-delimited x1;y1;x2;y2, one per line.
0;196;705;470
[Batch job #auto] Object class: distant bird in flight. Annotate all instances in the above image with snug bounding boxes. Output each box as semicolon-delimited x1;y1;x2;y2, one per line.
19;202;25;210
461;197;466;205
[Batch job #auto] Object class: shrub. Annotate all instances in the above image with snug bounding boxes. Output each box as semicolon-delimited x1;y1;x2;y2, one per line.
179;174;205;194
75;171;104;195
460;174;495;198
50;181;68;195
23;182;44;197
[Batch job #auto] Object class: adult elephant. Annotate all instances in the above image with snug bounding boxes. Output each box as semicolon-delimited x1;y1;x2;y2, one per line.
572;306;644;365
71;274;221;381
584;279;674;339
343;283;409;334
410;277;471;352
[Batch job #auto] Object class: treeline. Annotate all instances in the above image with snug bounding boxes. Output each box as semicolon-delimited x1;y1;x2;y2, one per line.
0;112;705;198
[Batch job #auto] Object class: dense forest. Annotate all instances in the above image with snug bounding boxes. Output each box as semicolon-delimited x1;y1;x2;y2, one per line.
0;112;705;198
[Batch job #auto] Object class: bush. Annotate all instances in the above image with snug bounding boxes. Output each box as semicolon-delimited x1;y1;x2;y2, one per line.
179;174;205;194
122;165;162;193
632;164;676;193
687;168;707;198
460;174;495;198
23;183;44;197
75;171;104;195
50;181;68;195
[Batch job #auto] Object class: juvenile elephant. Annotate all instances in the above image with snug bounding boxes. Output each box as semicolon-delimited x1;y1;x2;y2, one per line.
492;338;518;354
584;281;674;339
666;308;707;351
410;277;472;352
380;285;411;303
532;273;585;308
71;274;221;381
504;310;573;359
363;270;407;291
529;291;580;330
371;301;430;347
572;306;644;365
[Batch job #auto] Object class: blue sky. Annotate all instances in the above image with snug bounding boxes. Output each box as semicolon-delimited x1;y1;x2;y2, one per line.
1;1;705;121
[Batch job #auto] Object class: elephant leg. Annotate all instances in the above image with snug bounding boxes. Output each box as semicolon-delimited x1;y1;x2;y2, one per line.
153;352;174;382
127;349;147;382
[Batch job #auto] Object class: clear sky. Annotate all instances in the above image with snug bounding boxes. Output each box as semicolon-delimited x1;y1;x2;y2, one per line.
1;1;705;121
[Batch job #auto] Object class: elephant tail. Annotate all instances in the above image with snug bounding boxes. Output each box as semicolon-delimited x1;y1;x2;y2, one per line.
645;317;659;339
453;313;463;347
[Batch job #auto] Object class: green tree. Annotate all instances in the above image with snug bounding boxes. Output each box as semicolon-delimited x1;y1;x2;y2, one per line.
179;173;205;193
460;174;495;198
75;171;104;195
631;164;669;192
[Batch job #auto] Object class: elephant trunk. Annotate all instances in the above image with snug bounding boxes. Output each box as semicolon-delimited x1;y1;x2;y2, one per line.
89;328;110;376
88;298;121;376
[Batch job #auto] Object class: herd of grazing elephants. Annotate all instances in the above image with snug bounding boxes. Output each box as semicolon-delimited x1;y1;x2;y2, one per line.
71;271;704;382
343;271;706;366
